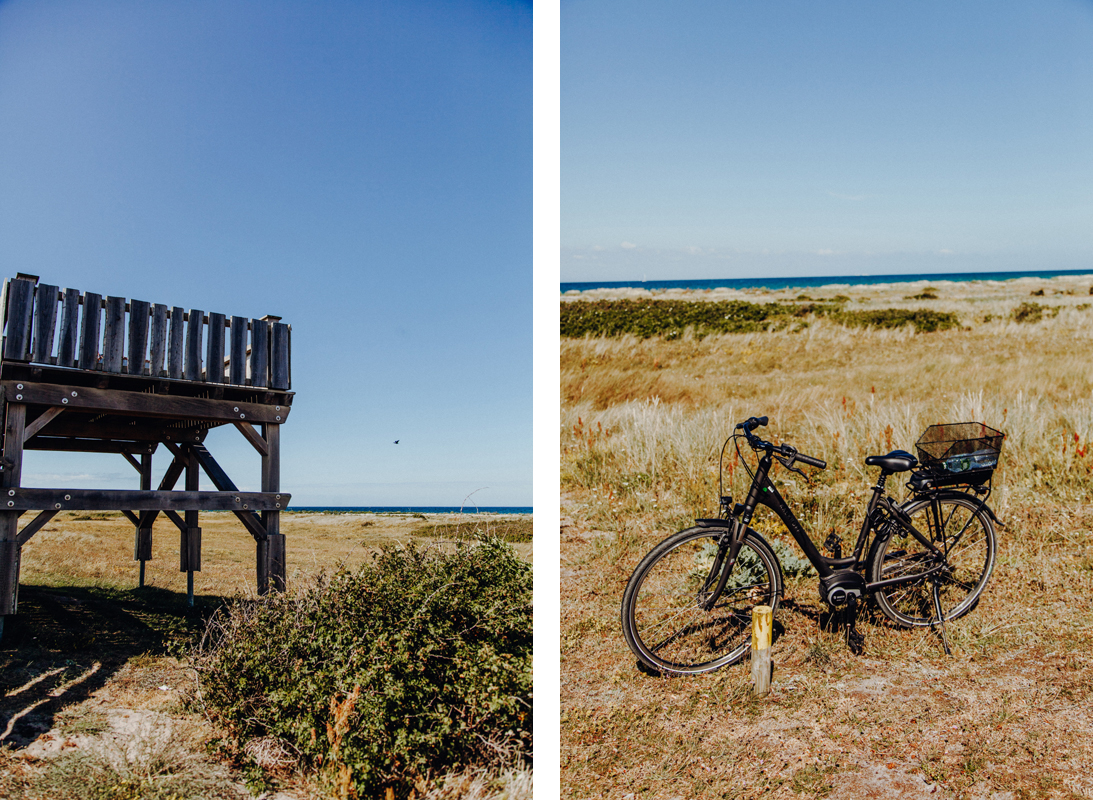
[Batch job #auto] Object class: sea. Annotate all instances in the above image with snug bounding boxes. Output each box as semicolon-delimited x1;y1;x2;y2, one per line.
561;268;1093;294
290;506;532;515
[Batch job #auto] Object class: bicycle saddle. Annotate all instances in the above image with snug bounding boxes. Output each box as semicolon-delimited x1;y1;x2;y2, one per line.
864;450;918;473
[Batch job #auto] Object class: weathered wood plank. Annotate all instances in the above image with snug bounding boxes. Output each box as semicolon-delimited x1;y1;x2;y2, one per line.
128;300;151;375
267;533;285;592
168;306;185;379
0;404;26;614
26;437;158;455
184;309;204;381
181;448;201;571
22;406;64;442
102;296;126;373
15;510;58;547
26;414;196;443
5;489;289;511
233;421;268;456
120;510;139;526
206;312;225;384
149;304;168;377
78;292;102;370
3;279;35;361
32;284;58;364
3;381;292;424
271;322;290;390
163;510;187;533
56;288;81;368
249;318;268;388
229;316;247;385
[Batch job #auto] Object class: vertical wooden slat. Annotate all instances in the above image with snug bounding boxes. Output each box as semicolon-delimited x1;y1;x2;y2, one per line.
205;312;225;384
134;453;152;563
56;288;80;368
184;309;204;381
271;322;290;390
3;279;35;361
249;319;269;388
229;316;247;386
32;284;59;364
168;306;185;379
127;300;151;375
102;296;126;373
78;292;102;370
149;304;168;377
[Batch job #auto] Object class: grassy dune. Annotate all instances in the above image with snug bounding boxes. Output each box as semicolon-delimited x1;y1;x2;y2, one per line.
1;512;532;799
561;275;1093;799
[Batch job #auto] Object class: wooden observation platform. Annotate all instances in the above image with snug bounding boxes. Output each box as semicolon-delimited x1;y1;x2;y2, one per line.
0;274;293;630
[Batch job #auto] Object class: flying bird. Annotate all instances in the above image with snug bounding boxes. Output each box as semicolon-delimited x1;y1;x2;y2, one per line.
394;440;399;444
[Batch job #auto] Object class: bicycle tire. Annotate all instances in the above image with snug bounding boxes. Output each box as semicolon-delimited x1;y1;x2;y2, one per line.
868;493;996;628
621;526;783;675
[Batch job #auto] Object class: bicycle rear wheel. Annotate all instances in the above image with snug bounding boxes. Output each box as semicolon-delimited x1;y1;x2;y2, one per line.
868;493;996;627
621;526;783;675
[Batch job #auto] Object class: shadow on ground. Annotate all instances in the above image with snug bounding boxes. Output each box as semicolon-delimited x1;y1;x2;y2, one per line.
0;585;222;749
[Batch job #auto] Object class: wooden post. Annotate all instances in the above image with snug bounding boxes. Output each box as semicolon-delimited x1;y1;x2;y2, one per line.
135;453;152;587
0;403;26;620
751;604;773;697
260;423;284;593
182;446;200;606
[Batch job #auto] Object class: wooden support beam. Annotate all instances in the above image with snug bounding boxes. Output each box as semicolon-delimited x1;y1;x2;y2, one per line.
23;406;64;442
189;441;268;539
1;381;290;424
121;510;139;526
3;488;287;511
15;510;57;547
163;509;187;532
0;403;26;615
233;421;268;456
181;446;201;572
121;452;142;473
27;437;158;455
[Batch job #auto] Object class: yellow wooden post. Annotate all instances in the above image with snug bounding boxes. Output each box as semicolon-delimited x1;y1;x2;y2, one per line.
750;604;773;696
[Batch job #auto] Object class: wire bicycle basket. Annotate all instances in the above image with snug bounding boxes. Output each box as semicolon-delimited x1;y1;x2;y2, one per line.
912;422;1005;489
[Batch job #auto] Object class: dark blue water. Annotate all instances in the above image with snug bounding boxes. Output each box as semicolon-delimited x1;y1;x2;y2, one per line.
290;506;532;514
561;268;1093;294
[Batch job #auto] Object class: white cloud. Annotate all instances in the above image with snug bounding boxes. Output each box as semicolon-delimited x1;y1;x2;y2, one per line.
619;241;637;249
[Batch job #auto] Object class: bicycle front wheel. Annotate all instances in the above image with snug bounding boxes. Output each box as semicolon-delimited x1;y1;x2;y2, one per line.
621;526;783;675
868;493;996;627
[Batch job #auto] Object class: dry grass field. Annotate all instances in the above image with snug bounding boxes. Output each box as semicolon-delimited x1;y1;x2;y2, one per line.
0;511;532;799
561;275;1093;799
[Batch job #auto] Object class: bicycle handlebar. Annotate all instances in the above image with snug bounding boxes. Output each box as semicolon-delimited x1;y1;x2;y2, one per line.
736;416;827;471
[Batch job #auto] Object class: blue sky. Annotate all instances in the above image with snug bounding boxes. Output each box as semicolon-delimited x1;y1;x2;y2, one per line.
0;0;531;506
562;0;1093;282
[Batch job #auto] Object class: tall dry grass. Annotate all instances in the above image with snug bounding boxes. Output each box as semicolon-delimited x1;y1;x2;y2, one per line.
560;282;1093;800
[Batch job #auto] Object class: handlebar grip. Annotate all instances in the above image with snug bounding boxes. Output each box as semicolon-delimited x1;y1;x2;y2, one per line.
796;452;827;470
756;416;768;427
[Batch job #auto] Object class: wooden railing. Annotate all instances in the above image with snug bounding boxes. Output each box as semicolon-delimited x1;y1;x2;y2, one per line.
0;276;290;390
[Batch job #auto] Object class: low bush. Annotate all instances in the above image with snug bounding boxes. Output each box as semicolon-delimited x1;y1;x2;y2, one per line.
560;299;958;338
193;538;532;799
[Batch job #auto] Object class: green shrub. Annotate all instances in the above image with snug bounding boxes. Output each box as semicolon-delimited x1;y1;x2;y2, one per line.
559;299;958;338
193;538;532;799
1012;301;1051;323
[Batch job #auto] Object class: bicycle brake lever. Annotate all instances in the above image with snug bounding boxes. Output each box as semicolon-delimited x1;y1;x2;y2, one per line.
775;454;809;481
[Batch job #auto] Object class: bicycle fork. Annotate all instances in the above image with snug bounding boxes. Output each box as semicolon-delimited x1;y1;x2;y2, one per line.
698;519;747;611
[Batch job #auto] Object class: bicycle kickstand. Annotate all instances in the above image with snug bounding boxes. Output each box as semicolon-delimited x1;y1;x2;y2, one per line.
844;595;865;656
930;579;952;656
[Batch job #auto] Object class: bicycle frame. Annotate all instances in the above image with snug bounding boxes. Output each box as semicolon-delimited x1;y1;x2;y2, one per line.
723;448;957;591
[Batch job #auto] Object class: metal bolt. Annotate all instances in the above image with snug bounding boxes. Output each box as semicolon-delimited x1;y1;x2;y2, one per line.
234;407;239;412
6;501;12;508
235;496;241;503
62;398;68;404
16;384;23;390
276;494;281;499
54;503;61;509
7;490;13;497
276;415;281;421
243;504;248;509
239;413;245;419
64;495;71;501
275;503;280;508
276;406;281;411
71;391;77;397
15;394;22;400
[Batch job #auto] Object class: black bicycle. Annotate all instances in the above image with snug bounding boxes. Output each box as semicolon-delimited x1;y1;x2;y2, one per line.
620;416;1004;675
